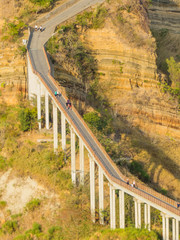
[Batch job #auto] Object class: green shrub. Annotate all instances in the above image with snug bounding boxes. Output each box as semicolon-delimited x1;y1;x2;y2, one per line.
83;112;106;131
25;198;41;212
0;156;7;170
17;45;27;57
2;220;18;234
0;201;7;209
2;18;27;42
166;57;180;88
14;235;27;240
1;82;6;88
47;226;64;239
19;107;37;131
29;222;42;234
11;213;22;219
129;161;150;183
29;0;54;7
160;188;168;196
88;227;159;239
92;6;107;29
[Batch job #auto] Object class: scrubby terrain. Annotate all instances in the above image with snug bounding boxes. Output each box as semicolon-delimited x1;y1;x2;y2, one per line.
0;102;161;239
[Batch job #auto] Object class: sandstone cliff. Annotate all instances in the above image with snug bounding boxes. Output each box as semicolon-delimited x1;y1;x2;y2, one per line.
53;0;180;140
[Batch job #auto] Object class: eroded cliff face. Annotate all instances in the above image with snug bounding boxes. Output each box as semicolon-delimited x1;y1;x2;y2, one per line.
0;0;28;101
53;0;180;139
84;25;180;139
149;0;180;34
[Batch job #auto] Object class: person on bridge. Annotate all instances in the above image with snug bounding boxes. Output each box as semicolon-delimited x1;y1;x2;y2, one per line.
132;180;136;188
66;99;72;109
34;25;38;31
40;26;43;32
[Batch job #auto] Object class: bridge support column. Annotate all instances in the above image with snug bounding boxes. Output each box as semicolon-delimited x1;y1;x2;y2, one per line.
79;138;84;185
71;127;76;184
176;219;179;240
134;199;138;228
172;219;176;240
89;155;95;222
110;185;116;229
53;103;58;152
161;213;166;240
61;112;66;151
37;82;41;130
137;200;141;228
99;166;104;225
119;190;125;229
144;203;151;231
45;90;49;130
165;215;169;240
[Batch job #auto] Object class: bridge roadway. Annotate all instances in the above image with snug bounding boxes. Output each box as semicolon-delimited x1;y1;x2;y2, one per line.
28;0;180;219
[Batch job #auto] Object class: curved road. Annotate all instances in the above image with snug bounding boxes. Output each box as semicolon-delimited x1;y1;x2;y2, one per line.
28;0;180;218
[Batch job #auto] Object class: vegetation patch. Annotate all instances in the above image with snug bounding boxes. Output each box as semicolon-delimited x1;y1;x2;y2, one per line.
1;220;18;234
2;18;27;42
0;201;7;210
129;160;150;183
19;107;37;132
88;228;159;240
25;198;41;212
29;0;54;7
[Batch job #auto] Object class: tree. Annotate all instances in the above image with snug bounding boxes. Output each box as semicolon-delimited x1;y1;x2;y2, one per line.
19;108;37;131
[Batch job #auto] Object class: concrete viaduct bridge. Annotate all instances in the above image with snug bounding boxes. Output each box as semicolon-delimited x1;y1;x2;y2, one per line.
27;0;180;239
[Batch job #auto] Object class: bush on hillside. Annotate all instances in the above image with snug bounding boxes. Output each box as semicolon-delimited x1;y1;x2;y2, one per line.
166;57;180;88
25;198;41;212
29;0;54;7
2;18;27;42
1;220;18;234
0;156;8;170
19;107;37;131
0;201;7;210
129;160;150;183
88;228;159;240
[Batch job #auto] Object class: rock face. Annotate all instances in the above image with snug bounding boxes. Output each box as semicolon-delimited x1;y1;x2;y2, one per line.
83;23;180;139
148;0;180;34
0;0;27;96
54;0;180;140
